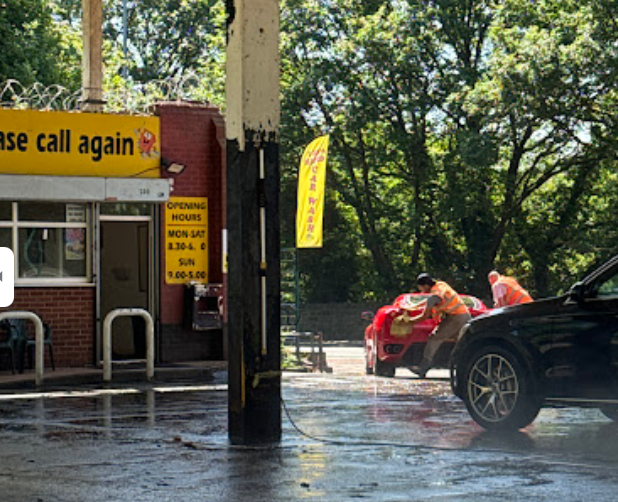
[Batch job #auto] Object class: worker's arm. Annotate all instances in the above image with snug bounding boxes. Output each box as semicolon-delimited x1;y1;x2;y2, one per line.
405;296;439;324
493;283;507;308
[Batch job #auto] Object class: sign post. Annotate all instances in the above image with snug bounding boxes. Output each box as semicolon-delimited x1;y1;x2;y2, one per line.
226;0;282;445
82;0;103;112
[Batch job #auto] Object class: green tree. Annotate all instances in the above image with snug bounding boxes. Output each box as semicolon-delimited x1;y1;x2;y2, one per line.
52;0;225;103
280;0;618;301
280;0;500;298
461;0;618;296
103;0;225;102
0;0;80;87
282;0;444;298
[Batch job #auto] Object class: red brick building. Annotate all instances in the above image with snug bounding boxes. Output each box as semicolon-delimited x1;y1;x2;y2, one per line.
158;103;226;362
0;103;226;369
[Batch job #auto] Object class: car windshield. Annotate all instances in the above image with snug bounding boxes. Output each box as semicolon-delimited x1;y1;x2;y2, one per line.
398;295;429;308
462;296;479;309
397;294;480;310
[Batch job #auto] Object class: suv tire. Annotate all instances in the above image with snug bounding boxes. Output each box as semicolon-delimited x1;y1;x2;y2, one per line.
462;345;541;430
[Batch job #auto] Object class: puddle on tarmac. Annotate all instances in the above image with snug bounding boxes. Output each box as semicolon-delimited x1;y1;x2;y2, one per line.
0;370;618;471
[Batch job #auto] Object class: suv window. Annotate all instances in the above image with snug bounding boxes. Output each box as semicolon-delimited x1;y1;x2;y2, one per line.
597;272;618;298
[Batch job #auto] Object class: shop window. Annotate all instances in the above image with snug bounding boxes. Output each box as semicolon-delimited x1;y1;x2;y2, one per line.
0;228;11;249
1;203;90;284
0;202;11;221
18;228;87;279
101;203;151;216
0;204;13;255
19;202;67;222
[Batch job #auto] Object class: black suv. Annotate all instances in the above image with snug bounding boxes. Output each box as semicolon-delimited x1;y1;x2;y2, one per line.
451;255;618;430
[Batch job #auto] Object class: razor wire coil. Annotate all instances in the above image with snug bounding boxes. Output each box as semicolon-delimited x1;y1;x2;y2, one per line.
0;72;214;114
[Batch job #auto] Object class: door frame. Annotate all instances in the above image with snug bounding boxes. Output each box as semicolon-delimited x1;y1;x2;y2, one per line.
95;207;157;365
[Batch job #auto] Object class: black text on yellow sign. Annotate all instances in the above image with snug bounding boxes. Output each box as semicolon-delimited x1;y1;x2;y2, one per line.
165;197;209;284
0;109;160;178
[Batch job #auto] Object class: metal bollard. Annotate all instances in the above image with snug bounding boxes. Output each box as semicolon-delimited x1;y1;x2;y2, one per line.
0;311;45;386
102;308;154;382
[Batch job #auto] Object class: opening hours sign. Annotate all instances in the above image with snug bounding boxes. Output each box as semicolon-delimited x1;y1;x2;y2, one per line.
165;196;209;284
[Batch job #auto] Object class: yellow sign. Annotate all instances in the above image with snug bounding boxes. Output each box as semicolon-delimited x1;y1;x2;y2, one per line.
165;197;209;284
296;135;329;248
0;109;160;178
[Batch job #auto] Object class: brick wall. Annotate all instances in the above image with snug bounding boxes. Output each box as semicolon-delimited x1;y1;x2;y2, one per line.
156;103;225;362
0;287;95;368
159;325;223;362
0;104;226;369
297;302;384;341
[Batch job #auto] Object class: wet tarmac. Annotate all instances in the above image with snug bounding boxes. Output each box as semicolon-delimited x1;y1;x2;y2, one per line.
1;347;618;501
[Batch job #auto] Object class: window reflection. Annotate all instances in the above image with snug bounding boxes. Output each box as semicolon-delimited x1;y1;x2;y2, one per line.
19;228;87;279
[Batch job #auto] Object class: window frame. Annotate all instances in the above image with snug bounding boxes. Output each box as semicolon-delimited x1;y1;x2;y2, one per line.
0;202;93;286
595;271;618;299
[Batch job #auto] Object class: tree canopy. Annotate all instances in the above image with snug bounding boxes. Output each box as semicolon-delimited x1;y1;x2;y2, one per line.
3;0;618;304
0;0;80;86
280;0;618;303
50;0;225;103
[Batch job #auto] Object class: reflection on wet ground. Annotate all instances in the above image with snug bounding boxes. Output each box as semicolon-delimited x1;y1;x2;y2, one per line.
0;385;229;444
283;371;618;463
0;348;618;501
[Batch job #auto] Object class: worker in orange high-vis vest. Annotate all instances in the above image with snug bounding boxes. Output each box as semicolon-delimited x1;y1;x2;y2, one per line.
488;270;533;308
401;273;471;379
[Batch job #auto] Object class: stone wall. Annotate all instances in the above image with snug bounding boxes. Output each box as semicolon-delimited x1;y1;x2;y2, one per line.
297;303;383;341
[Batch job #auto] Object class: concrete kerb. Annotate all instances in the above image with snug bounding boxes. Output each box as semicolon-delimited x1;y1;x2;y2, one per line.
0;361;226;392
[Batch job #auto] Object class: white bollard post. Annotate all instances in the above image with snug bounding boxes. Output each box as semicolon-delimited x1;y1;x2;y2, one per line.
145;312;154;381
103;308;155;383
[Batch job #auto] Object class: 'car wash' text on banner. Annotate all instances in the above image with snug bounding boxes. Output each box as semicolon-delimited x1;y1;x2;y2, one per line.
296;135;329;248
0;109;160;178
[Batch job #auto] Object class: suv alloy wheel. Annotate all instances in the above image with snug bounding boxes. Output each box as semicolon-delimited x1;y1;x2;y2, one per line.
462;345;542;430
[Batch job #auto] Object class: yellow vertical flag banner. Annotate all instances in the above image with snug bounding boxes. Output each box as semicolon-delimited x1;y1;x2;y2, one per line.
296;135;329;248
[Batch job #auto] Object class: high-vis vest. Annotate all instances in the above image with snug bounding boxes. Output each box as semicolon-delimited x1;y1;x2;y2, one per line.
430;281;469;318
494;275;533;306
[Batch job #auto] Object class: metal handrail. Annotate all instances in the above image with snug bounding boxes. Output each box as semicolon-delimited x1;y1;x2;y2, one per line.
282;331;328;372
0;311;44;386
103;308;154;382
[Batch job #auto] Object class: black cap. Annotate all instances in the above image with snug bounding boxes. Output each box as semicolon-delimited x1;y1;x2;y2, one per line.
417;273;435;287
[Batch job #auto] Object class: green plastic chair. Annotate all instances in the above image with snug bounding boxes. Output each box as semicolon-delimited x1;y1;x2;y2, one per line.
8;319;55;373
0;320;21;374
25;323;55;371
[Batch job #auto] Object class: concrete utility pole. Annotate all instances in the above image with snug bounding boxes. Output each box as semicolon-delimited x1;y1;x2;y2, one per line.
226;0;282;444
82;0;104;112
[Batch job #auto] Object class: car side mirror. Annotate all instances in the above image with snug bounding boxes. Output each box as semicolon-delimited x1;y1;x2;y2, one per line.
568;282;586;303
361;311;375;322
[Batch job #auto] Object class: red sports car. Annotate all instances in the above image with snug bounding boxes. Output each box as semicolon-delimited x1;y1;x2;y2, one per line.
363;293;488;377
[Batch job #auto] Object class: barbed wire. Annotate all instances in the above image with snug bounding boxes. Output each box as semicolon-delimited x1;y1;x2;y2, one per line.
0;73;216;114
